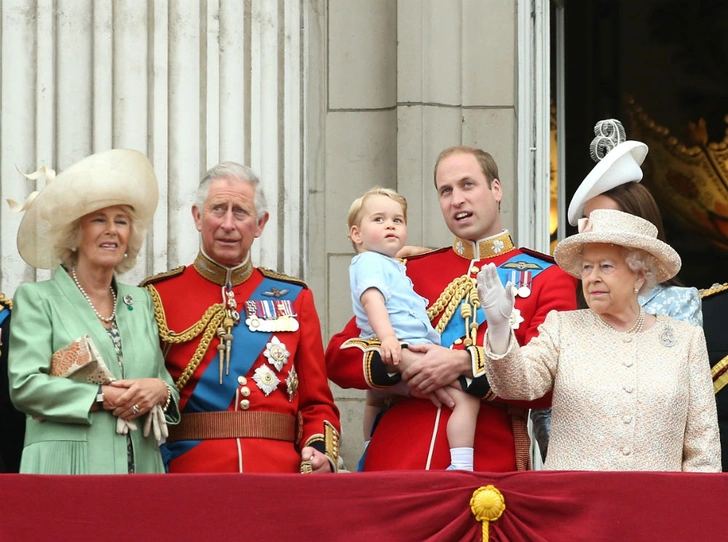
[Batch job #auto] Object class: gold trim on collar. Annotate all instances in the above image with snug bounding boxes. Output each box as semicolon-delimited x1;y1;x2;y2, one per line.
193;251;253;286
451;231;515;260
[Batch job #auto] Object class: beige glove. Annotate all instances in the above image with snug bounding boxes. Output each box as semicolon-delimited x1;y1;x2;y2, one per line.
143;404;169;447
116;417;138;435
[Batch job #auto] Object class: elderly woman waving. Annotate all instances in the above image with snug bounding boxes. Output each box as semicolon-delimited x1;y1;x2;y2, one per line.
8;149;179;474
478;209;720;471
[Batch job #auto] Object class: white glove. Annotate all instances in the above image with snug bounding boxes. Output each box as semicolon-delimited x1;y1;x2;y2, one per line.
116;417;138;435
143;404;169;447
476;263;515;354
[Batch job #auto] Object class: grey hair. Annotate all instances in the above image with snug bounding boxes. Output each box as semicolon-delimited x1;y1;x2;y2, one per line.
624;248;658;295
195;161;268;217
55;205;144;275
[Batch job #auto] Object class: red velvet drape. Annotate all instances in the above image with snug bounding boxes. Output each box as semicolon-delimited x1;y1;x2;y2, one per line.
1;471;727;541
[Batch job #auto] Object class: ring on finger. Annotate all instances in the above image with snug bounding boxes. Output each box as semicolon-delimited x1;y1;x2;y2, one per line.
132;404;140;415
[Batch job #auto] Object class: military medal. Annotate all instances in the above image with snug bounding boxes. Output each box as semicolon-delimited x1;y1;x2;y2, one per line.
275;300;300;331
253;365;280;396
509;270;532;298
245;300;261;329
518;287;531;299
279;316;299;332
286;366;299;402
517;270;532;297
245;299;299;332
264;336;290;371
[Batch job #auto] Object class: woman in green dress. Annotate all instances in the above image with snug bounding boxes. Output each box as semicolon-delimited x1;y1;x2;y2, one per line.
8;149;179;474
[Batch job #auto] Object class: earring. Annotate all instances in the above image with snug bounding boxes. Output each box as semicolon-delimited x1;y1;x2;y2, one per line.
71;247;77;252
124;253;128;258
634;287;639;293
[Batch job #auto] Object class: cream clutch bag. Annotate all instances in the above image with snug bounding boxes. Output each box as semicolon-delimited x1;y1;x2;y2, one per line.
50;335;116;385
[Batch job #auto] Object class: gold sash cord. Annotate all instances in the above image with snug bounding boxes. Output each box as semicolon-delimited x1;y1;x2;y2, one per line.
146;283;226;392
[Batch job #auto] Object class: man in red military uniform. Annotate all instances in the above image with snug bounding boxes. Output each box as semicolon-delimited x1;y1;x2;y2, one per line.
326;146;576;472
143;162;340;473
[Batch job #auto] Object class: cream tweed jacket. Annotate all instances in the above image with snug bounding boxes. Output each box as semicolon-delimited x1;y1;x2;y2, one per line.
484;309;720;472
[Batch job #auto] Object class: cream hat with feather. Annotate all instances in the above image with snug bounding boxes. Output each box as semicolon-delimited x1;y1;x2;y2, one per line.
12;149;158;269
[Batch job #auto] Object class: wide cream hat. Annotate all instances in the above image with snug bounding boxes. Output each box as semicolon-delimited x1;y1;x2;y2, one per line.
554;209;681;283
13;149;158;269
567;119;648;226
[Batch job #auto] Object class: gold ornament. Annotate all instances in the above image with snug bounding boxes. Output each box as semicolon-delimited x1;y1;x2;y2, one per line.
470;485;506;541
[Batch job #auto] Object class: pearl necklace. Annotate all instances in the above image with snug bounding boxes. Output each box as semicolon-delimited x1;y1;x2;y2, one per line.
625;308;646;334
71;268;117;323
600;307;645;334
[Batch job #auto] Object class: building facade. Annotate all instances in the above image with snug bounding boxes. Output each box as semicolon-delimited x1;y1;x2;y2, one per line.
0;0;553;468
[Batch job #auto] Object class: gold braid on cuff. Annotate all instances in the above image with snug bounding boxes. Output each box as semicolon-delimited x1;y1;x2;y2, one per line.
467;345;486;378
302;421;341;473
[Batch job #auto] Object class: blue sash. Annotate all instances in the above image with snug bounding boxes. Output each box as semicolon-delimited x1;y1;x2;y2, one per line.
0;307;9;326
439;252;552;347
161;277;303;468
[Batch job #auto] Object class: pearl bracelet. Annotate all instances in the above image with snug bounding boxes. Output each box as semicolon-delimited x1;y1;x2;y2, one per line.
162;384;172;412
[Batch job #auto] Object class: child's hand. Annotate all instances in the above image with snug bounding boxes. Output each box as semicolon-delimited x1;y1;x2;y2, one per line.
380;336;402;365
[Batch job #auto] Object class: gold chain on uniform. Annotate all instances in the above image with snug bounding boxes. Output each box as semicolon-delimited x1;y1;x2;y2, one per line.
426;274;480;346
146;284;226;392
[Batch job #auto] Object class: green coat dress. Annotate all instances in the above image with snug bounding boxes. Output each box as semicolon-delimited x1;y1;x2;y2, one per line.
8;266;180;474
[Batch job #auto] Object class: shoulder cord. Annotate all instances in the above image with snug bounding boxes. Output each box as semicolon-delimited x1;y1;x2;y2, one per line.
146;284;225;392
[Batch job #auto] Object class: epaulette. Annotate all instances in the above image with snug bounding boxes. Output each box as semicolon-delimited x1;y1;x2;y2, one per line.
404;246;449;263
259;267;309;289
0;292;12;311
519;247;556;265
700;282;728;299
139;266;186;287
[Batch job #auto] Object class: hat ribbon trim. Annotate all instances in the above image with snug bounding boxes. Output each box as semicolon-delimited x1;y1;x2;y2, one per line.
7;166;56;213
577;217;592;233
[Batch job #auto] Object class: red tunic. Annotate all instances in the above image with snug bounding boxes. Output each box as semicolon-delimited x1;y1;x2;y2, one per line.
146;257;340;473
326;234;577;471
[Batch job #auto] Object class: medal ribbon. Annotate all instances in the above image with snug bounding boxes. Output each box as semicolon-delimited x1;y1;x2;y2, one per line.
253;300;297;320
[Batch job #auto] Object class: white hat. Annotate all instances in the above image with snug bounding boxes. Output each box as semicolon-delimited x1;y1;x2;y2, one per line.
554;209;681;283
567;119;649;226
13;149;159;269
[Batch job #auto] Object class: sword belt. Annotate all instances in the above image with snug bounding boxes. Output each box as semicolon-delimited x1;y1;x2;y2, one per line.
167;411;297;442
